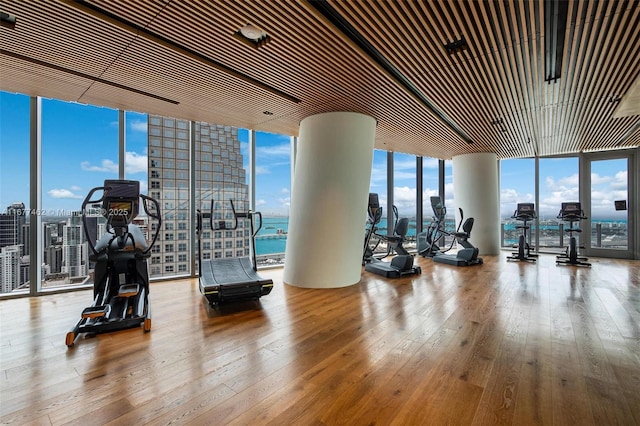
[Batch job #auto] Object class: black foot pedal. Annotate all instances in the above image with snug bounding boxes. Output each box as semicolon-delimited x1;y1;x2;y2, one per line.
81;305;110;319
118;284;140;298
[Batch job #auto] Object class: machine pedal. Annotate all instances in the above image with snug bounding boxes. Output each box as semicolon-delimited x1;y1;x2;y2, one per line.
118;284;140;298
81;305;110;319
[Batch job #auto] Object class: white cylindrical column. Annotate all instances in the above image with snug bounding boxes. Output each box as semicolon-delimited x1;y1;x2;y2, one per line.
452;153;500;255
284;112;376;288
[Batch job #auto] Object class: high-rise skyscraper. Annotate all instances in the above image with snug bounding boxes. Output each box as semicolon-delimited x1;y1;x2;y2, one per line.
0;245;21;293
61;214;88;279
148;115;249;278
0;202;26;250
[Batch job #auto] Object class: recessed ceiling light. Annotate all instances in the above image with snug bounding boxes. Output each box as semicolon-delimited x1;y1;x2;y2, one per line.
234;23;270;48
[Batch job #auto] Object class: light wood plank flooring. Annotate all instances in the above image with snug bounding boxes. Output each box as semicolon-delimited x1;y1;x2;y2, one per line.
1;254;639;425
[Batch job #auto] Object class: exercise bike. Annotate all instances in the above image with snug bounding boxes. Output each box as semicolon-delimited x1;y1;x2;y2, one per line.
556;201;591;267
363;193;421;278
66;179;161;347
507;203;538;262
417;196;482;266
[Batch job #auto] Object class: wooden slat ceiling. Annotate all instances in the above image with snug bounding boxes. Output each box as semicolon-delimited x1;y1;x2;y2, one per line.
0;0;638;159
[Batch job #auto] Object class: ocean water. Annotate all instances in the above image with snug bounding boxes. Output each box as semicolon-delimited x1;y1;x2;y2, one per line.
255;217;430;255
256;217;628;255
255;217;289;255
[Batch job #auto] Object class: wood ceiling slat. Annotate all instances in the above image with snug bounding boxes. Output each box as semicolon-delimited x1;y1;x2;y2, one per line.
569;1;613;147
2;0;638;159
579;2;634;149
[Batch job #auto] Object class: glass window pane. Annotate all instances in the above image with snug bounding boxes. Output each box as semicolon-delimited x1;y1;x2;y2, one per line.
148;115;190;279
539;157;579;249
0;92;30;295
41;99;118;290
254;131;291;265
393;152;416;249
500;159;535;248
590;158;628;249
367;150;387;256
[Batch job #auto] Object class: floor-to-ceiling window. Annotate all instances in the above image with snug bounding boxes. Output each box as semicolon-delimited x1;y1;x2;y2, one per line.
500;158;535;248
538;157;579;250
0;92;30;295
252;131;291;266
365;150;388;256
41;99;119;290
393;152;417;249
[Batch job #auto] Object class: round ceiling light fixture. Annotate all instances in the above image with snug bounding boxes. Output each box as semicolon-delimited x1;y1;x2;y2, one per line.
240;23;263;41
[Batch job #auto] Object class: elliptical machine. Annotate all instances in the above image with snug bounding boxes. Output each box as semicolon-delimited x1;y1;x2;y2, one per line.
66;179;161;347
363;193;421;278
507;203;538;262
417;196;482;266
556;202;591;267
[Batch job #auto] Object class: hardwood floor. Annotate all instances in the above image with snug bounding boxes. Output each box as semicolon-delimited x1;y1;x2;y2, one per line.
1;254;639;425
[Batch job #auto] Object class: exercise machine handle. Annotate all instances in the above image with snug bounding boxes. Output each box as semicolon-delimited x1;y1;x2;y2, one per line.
140;193;162;255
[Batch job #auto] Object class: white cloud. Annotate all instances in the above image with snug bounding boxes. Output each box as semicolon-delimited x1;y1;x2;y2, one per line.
256;199;267;206
256;142;290;157
256;166;270;175
393;186;417;214
278;196;290;207
81;159;118;173
423;158;440;169
591;173;611;185
129;119;147;132
280;187;289;194
48;188;83;199
69;185;82;191
80;151;147;175
125;151;147;174
611;170;627;189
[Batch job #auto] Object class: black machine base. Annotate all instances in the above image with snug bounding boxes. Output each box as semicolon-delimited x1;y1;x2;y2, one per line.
364;255;421;278
200;257;273;305
67;297;151;347
433;249;483;267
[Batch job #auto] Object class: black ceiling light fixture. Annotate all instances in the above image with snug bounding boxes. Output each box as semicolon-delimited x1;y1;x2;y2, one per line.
234;23;270;49
0;11;17;29
545;0;569;83
608;94;622;104
444;36;467;55
491;117;507;132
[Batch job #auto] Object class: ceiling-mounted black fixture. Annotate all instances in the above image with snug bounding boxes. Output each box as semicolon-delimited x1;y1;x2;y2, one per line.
491;118;507;132
1;11;17;29
444;37;467;54
234;23;270;49
545;0;569;83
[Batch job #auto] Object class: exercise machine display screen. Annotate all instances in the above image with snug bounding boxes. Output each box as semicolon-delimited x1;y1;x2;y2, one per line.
107;200;133;225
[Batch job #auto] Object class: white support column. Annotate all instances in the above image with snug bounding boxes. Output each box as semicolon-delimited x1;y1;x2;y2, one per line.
284;112;376;288
452;152;500;255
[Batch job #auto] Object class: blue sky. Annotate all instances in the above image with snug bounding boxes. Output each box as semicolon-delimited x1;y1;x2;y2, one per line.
0;91;630;220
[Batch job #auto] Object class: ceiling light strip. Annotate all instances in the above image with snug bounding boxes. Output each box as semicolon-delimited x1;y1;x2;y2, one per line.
0;49;179;104
64;0;301;104
309;0;473;144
